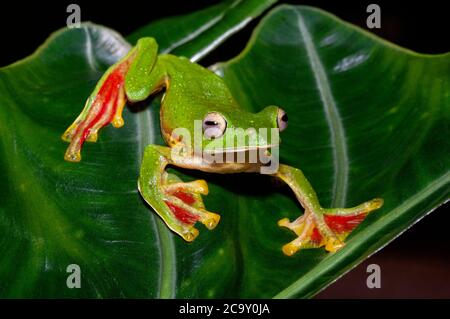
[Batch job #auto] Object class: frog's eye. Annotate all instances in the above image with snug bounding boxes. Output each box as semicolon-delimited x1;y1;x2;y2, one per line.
202;112;227;139
277;108;288;132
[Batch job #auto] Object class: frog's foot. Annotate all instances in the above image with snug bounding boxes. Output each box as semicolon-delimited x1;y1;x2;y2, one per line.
278;198;383;256
138;145;221;242
62;58;131;162
160;173;220;241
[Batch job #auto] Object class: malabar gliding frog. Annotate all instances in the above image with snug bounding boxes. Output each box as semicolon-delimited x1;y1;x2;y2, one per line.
62;38;383;256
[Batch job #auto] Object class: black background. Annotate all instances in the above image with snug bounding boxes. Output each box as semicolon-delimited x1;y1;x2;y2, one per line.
1;0;449;298
1;0;449;66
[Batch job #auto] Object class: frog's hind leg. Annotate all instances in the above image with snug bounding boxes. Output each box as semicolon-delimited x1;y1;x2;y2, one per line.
138;145;220;242
62;37;162;162
275;164;383;256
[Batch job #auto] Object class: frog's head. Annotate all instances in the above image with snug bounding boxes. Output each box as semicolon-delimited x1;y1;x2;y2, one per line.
162;103;288;166
199;105;288;155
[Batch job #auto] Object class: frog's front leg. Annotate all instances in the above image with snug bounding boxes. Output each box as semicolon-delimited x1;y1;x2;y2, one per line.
138;145;220;241
274;164;383;256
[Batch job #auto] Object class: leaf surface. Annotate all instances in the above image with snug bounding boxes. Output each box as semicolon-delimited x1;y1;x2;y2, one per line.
0;4;448;298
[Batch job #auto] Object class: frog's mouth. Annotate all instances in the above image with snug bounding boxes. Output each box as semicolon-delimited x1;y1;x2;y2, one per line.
202;144;277;154
200;145;278;165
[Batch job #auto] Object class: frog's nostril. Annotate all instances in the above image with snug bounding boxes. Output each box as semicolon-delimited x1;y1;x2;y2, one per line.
277;108;288;132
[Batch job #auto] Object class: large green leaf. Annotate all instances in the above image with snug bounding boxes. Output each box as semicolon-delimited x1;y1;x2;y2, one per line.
216;5;449;298
0;3;448;298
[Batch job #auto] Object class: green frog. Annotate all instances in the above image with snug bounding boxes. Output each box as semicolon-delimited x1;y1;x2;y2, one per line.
62;38;383;256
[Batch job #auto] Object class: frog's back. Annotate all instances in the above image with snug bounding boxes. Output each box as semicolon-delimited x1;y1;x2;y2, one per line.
158;54;239;113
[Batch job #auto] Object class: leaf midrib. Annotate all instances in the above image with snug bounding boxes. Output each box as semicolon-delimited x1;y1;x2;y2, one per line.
296;10;349;208
134;101;177;298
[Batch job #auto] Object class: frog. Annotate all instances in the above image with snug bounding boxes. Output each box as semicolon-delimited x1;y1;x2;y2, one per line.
62;37;383;256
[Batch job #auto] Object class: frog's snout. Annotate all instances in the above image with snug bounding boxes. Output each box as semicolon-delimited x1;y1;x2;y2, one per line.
258;105;288;132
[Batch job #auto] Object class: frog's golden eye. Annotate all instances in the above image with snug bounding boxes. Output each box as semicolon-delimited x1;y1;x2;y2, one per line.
277;108;288;132
202;112;227;139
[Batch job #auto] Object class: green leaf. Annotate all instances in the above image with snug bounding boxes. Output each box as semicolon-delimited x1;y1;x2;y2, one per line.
127;0;277;61
0;0;275;298
0;26;158;298
0;3;448;299
216;5;449;297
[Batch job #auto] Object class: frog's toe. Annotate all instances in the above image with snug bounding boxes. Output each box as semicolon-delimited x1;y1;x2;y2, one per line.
61;123;77;142
85;131;98;142
162;179;209;196
181;227;199;242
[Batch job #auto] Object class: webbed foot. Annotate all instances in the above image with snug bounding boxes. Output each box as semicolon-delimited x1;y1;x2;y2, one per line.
160;173;220;241
279;198;383;256
62;37;160;162
62;59;129;162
